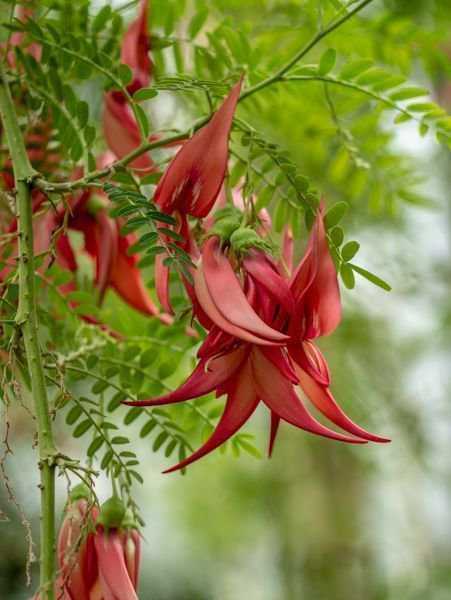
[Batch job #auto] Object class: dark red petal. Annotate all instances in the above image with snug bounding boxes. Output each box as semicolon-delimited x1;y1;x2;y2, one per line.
296;366;390;443
260;346;299;384
268;411;280;457
125;347;247;407
251;349;366;444
194;260;280;346
155;252;173;314
164;361;259;473
121;0;151;88
288;341;330;387
154;78;243;217
103;93;155;172
202;237;289;342
243;250;295;315
109;227;159;316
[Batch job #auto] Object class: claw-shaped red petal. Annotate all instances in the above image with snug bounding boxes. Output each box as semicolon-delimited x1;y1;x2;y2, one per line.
164;361;259;473
251;349;366;444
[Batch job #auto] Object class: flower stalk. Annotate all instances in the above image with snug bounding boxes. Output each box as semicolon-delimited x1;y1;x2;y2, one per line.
0;63;56;599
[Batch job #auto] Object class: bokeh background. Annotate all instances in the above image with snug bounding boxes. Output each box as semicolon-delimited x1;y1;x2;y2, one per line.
1;0;451;598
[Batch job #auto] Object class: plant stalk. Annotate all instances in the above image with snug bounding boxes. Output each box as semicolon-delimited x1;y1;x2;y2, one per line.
0;64;56;600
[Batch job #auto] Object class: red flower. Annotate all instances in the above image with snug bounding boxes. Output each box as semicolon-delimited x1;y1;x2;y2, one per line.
127;210;389;472
34;493;141;600
55;191;162;319
103;0;155;172
154;78;243;218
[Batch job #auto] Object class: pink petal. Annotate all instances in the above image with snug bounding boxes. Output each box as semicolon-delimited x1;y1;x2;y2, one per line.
164;361;259;473
95;530;138;600
288;341;330;387
202;237;289;342
103;93;155;172
154;78;243;217
260;346;299;384
109;226;159;316
125;347;247;407
251;349;367;444
121;0;151;89
194;260;281;346
243;250;295;315
154;252;173;314
290;207;341;338
279;225;294;277
296;365;390;443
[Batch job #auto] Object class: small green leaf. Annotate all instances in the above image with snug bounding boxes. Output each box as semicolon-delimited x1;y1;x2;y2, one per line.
318;48;336;76
324;202;348;229
133;87;158;102
66;405;82;425
73;419;93;438
76;101;89;128
341;241;360;262
118;63;133;86
188;8;209;39
140;419;157;438
87;437;105;457
124;407;142;425
339;59;373;80
389;87;428;101
101;449;114;470
92;380;109;394
111;436;130;445
92;5;112;33
153;431;169;451
340;263;355;289
330;226;344;247
350;263;391;291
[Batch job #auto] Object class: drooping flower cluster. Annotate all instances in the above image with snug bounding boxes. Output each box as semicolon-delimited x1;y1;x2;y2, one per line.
127;208;389;472
1;0;389;479
33;487;141;600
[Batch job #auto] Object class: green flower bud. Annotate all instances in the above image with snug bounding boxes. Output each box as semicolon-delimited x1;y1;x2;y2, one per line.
68;483;91;503
97;496;126;530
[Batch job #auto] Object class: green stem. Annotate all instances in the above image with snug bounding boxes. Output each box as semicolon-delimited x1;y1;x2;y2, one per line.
34;0;376;194
0;65;56;600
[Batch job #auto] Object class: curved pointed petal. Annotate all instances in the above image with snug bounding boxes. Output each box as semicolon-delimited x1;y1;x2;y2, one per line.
125;347;247;407
202;237;289;342
290;207;341;338
251;349;366;444
154;252;173;314
121;0;151;89
278;225;294;277
95;531;138;600
288;341;330;387
260;346;299;384
109;228;159;316
296;366;390;443
164;361;259;473
243;250;295;315
268;411;280;458
103;93;155;172
194;261;281;346
155;78;243;217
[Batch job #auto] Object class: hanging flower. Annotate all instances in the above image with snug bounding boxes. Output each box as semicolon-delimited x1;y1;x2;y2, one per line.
103;0;155;172
32;488;142;600
154;78;243;218
126;209;389;472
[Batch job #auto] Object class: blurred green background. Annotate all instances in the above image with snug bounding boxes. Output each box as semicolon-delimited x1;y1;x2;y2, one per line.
1;0;451;598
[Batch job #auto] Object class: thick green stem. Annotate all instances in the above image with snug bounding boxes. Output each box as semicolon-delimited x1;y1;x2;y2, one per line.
0;65;56;600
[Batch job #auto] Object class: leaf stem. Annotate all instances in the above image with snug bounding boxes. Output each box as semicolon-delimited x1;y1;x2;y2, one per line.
0;64;56;599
